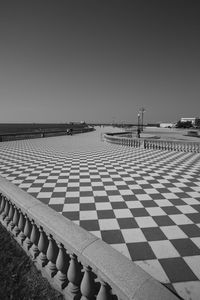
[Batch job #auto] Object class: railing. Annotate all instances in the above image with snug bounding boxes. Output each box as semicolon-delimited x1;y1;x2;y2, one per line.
0;176;178;300
104;133;200;153
0;127;94;142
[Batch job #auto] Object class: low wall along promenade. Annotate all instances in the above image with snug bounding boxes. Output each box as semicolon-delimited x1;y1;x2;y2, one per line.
103;132;200;153
0;175;179;300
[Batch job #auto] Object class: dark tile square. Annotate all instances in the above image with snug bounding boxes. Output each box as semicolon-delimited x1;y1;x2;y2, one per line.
107;190;120;196
111;202;127;209
169;199;185;206
97;210;115;219
141;201;158;208
117;218;138;229
150;194;165;200
48;204;63;212
132;189;146;194
80;220;100;231
52;192;66;197
118;185;129;190
80;203;96;211
92;186;105;191
123;195;138;201
67;187;79;191
101;230;125;244
171;239;200;256
80;191;93;197
62;211;79;221
94;196;109;202
65;197;79;203
127;242;156;261
130;208;149;217
179;224;200;237
186;213;200;223
142;227;167;241
160;257;197;282
153;216;175;226
162;206;181;215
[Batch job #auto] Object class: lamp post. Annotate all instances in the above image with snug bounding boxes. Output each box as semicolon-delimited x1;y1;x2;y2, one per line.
137;113;141;138
139;107;145;131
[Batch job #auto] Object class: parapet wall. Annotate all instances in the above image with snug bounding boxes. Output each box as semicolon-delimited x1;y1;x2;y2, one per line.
0;176;179;300
104;133;200;153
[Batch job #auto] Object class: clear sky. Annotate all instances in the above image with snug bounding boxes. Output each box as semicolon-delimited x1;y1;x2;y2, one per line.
0;0;200;124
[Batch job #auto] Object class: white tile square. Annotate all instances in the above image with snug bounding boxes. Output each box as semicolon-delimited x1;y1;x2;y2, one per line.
95;202;112;210
114;209;132;218
161;226;187;239
80;210;97;220
49;197;65;205
93;190;107;196
108;195;124;202
66;191;80;197
136;194;152;201
79;197;95;203
63;203;79;211
146;207;166;216
149;240;180;258
122;228;146;243
53;186;67;192
144;189;159;194
154;199;173;207
169;214;193;225
119;190;134;195
38;192;52;198
135;217;158;228
126;201;143;209
99;219;120;230
176;205;198;214
161;193;178;199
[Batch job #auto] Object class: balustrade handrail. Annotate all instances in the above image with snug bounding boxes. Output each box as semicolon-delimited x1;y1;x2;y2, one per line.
0;175;178;299
104;133;200;153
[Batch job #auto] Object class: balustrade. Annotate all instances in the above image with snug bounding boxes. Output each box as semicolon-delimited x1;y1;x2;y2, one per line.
104;133;200;153
0;175;180;300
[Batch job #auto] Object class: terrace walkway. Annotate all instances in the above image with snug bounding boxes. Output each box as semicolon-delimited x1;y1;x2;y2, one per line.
0;127;200;300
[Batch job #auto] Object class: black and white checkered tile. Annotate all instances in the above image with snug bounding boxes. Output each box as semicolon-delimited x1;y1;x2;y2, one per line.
0;129;200;299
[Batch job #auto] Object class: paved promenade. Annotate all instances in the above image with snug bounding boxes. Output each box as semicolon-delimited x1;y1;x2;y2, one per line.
0;127;200;299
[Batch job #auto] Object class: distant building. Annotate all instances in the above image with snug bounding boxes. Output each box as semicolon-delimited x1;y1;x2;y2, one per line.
181;117;200;126
160;122;175;128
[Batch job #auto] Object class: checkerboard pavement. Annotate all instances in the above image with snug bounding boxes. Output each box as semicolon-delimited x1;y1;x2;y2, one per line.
0;127;200;299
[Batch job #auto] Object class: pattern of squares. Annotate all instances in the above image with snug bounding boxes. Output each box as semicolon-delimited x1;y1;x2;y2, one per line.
0;127;200;299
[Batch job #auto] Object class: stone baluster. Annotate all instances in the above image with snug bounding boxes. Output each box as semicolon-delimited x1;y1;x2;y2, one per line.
96;280;111;300
45;234;58;277
7;201;15;229
17;211;26;244
29;220;40;259
12;206;20;236
0;195;6;215
54;243;70;289
23;215;33;251
67;253;82;298
80;265;96;300
1;197;9;221
37;227;48;267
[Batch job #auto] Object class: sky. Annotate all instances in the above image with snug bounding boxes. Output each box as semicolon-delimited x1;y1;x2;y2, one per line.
0;0;200;124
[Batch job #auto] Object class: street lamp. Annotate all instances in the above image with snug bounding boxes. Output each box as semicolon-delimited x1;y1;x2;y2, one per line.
139;107;145;132
137;113;141;138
